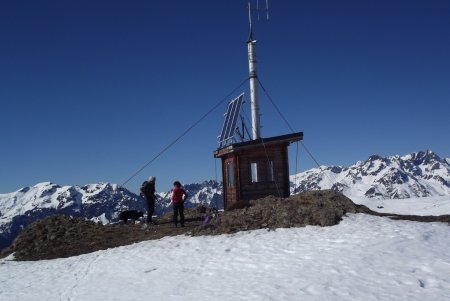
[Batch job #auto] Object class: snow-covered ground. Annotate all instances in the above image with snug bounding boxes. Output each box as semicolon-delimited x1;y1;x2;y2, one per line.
1;198;450;301
352;195;450;216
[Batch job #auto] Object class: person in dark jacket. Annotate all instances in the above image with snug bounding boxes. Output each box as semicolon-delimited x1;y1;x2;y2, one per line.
140;176;156;224
171;181;188;227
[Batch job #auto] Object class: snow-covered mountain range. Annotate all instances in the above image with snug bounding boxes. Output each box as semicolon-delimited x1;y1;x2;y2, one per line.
0;181;222;250
1;150;449;250
290;150;450;199
0;182;145;250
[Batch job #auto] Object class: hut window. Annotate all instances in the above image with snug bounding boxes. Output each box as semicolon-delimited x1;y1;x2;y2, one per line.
267;160;275;182
251;162;259;183
227;161;234;188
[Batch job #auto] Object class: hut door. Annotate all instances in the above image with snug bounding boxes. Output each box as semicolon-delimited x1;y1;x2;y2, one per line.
225;158;237;206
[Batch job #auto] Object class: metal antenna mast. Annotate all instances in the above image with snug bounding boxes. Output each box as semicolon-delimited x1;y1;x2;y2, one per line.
247;1;259;140
247;0;269;140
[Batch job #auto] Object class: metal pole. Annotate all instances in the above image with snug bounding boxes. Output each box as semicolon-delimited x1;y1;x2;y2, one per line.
247;3;261;140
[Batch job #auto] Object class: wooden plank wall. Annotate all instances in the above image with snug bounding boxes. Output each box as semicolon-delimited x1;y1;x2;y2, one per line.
239;143;290;201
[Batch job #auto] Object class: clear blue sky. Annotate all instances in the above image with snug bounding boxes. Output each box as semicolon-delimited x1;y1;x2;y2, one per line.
1;0;449;194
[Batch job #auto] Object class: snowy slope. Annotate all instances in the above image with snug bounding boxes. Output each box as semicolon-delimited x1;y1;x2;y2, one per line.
353;195;450;216
1;213;450;301
291;150;450;199
2;180;450;300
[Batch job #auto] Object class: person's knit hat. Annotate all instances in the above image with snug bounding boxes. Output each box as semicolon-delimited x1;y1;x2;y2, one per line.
149;176;156;183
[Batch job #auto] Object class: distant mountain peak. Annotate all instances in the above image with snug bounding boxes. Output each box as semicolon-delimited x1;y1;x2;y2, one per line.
368;154;384;162
291;150;450;200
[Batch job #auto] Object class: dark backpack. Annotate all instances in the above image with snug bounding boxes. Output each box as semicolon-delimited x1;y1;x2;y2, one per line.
140;181;148;195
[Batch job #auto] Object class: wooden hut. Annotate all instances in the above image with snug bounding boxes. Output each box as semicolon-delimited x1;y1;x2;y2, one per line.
214;132;303;209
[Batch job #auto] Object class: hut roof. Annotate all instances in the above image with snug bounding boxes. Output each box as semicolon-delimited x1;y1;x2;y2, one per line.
214;132;303;158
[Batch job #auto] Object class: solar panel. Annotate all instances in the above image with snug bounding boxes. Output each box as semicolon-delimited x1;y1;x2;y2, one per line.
218;93;244;147
218;102;234;145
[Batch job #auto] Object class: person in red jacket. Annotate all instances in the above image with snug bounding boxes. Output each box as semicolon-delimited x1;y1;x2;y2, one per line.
171;181;188;227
